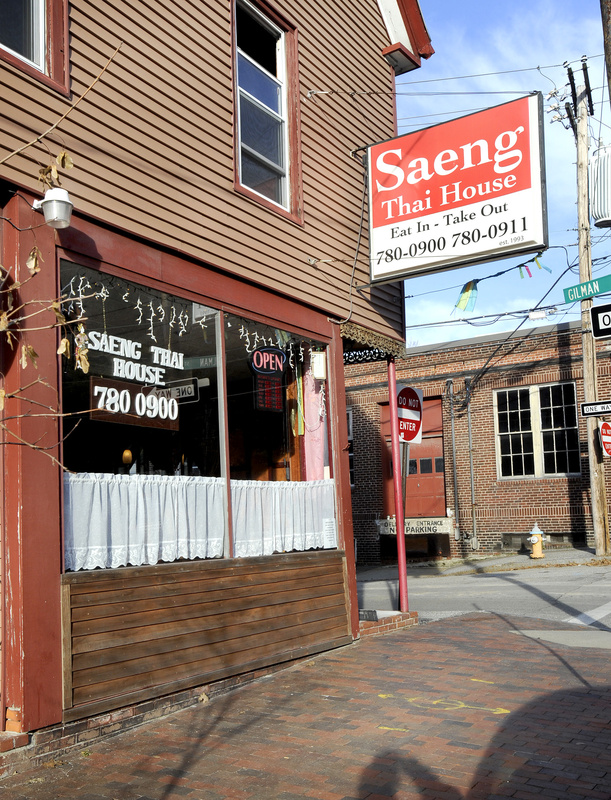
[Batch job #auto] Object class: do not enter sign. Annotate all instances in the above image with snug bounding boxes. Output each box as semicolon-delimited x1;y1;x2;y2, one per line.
397;385;423;444
601;421;611;457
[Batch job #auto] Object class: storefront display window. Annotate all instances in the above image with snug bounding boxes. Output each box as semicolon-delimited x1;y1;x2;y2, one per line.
224;313;336;556
61;262;224;570
60;263;337;571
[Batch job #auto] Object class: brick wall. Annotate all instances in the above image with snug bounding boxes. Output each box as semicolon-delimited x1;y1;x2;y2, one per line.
345;322;609;564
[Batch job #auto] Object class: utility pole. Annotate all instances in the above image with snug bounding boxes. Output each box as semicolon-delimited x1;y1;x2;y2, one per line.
601;1;611;107
576;82;610;555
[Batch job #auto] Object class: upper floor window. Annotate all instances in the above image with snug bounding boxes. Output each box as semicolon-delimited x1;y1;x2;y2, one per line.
0;0;68;92
495;383;580;479
0;0;44;69
234;0;302;220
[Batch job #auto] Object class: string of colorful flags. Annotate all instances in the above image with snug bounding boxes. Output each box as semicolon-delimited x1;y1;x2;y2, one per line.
454;255;552;313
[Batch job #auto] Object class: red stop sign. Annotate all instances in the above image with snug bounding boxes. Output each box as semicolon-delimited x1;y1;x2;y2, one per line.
397;386;423;443
601;421;611;457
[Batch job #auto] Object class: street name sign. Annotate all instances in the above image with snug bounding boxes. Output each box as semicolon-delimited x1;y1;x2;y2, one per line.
581;401;611;417
590;302;611;339
564;274;611;304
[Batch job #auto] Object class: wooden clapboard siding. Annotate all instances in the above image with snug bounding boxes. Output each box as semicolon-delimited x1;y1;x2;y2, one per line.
61;551;351;721
0;0;404;339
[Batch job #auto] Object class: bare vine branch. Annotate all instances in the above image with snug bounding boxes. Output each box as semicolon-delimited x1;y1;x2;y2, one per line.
0;42;123;167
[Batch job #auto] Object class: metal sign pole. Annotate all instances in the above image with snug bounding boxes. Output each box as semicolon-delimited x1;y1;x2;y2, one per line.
387;357;409;612
402;442;410;517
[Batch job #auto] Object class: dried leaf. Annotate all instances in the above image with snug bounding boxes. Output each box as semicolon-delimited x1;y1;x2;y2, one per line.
51;301;66;324
26;246;43;276
38;163;61;188
38;165;53;189
0;311;9;332
56;150;74;170
21;344;39;369
0;389;5;411
76;350;90;374
57;337;71;358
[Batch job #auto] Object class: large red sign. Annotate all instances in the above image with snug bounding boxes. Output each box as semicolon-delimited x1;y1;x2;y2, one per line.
367;94;547;282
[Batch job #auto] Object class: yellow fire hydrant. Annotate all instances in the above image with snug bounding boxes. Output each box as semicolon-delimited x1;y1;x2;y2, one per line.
527;523;545;559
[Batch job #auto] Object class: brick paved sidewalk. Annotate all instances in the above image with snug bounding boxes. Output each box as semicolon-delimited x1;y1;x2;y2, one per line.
2;612;611;799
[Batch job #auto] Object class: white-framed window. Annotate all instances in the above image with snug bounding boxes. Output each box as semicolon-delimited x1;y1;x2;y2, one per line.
235;0;289;208
346;407;355;487
494;383;580;479
0;0;45;72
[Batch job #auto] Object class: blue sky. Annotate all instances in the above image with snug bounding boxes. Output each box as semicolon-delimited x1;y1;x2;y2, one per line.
395;0;611;345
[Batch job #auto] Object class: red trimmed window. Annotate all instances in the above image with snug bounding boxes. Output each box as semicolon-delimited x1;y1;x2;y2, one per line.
234;0;302;221
0;0;68;93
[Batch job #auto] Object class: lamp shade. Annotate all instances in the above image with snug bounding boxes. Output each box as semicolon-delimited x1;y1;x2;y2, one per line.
37;188;73;229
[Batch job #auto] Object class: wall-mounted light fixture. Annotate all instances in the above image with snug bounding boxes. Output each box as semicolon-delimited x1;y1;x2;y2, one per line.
32;187;73;229
381;43;421;76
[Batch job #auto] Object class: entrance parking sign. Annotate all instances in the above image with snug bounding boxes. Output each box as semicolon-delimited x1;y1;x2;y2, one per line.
397;385;423;444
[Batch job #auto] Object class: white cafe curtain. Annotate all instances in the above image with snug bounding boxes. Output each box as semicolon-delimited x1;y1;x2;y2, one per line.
64;474;337;570
231;479;337;557
64;473;225;571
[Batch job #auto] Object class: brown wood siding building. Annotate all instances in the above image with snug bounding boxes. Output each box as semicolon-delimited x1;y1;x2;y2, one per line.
1;0;410;337
0;0;433;741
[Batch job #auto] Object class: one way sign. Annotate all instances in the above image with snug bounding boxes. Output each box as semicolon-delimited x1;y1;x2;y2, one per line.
590;302;611;339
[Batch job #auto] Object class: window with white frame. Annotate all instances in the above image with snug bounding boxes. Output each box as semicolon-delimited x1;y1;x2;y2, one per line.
235;0;289;207
495;383;580;478
0;0;45;71
0;0;67;89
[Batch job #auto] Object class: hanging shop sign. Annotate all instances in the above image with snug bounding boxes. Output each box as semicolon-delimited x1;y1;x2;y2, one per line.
367;93;548;283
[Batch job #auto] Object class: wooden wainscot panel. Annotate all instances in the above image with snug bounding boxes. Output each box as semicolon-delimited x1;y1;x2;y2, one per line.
61;551;351;721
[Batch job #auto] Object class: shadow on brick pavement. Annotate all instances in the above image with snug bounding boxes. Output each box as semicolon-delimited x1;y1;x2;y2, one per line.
2;611;611;799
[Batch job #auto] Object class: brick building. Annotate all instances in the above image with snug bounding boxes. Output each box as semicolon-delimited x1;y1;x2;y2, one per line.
345;321;611;564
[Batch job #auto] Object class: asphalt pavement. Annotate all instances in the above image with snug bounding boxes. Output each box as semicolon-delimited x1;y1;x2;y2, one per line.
2;551;611;799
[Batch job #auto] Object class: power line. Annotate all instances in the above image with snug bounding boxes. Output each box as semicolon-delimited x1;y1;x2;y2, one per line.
395;54;604;88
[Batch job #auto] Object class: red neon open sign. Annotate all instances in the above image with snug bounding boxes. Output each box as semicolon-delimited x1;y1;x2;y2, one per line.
250;347;286;376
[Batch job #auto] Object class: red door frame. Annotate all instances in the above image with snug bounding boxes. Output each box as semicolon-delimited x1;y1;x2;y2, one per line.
2;194;63;732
